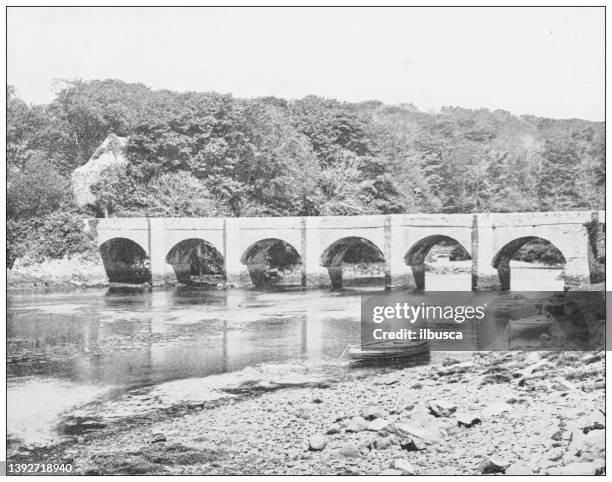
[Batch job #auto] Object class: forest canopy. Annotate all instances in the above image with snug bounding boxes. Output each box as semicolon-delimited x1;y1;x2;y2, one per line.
7;79;605;265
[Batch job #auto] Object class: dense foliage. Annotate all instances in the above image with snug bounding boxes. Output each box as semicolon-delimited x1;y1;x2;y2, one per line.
7;80;605;265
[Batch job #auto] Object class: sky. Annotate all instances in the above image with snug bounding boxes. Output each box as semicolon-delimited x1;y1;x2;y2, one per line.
7;6;605;121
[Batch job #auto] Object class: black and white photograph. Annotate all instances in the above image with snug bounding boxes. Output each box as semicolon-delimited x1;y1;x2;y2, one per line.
4;5;607;476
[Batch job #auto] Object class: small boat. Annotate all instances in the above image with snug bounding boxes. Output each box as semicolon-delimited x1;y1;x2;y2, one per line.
508;313;554;335
344;340;430;365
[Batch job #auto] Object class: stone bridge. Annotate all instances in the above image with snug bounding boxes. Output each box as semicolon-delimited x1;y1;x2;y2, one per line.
88;211;605;291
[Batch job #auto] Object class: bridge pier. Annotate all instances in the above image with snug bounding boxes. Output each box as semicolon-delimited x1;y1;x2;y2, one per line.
224;218;243;286
471;214;502;291
149;218;174;284
303;217;329;287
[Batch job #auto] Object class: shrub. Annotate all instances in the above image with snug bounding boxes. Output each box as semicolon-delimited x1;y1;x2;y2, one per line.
34;212;93;261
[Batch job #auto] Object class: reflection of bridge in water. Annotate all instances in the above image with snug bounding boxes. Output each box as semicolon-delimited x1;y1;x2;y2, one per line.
90;211;605;291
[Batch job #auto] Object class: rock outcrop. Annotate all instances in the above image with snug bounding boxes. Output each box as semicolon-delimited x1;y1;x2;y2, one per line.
71;134;128;208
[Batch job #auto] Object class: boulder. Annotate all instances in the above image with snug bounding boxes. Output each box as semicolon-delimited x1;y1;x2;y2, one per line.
71;134;128;209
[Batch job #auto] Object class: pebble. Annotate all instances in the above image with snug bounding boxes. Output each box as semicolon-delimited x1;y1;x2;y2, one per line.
308;435;326;451
393;459;417;475
380;469;402;476
479;457;511;474
427;399;457;417
456;412;482;428
505;463;533;475
366;418;389;432
150;433;166;444
344;416;368;433
362;405;386;421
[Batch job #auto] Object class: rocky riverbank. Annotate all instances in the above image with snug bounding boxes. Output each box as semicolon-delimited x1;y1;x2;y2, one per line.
8;350;605;476
8;254;109;292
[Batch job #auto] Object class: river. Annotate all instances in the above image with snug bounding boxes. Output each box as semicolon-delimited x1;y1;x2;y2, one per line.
7;266;565;449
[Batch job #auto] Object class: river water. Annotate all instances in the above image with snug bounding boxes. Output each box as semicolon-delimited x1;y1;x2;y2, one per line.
7;267;565;448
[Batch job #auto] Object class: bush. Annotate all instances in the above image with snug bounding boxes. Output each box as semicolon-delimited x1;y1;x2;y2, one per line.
8;212;95;267
34;212;93;261
7;219;32;268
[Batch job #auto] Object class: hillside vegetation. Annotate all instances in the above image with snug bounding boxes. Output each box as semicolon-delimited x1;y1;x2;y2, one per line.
7;80;605;267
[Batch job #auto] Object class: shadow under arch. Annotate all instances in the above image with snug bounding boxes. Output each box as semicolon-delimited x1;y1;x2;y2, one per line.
99;237;151;284
320;236;386;290
240;238;303;288
404;235;471;290
492;236;566;291
166;238;225;285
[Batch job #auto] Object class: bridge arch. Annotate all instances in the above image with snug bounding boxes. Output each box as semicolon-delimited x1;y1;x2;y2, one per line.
492;236;566;291
320;236;386;289
240;238;303;287
404;235;471;290
100;237;151;284
166;238;225;285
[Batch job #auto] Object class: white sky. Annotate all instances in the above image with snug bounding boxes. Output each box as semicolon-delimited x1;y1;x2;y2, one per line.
7;6;605;120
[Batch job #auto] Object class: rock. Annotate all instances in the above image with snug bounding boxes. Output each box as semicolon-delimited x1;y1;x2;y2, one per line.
337;444;361;458
404;403;415;411
551;382;569;391
326;423;341;435
505;463;533;475
400;437;426;452
388;422;442;444
393;459;417;475
362;405;386;421
480;373;513;386
373;436;393;450
367;418;389;432
481;401;511;417
456;412;482;428
380;469;402;475
427;399;457;417
582;421;604;434
411;383;423;389
479;457;511;474
308;435;326;451
150;433;166;444
546;460;604;475
344;416;369;433
71;134;128;208
547;448;564;461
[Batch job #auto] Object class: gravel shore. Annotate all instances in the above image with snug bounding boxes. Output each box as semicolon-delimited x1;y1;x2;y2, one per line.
9;350;605;476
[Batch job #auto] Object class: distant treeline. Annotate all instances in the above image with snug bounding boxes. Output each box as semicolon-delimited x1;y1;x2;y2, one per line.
7;80;604;266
